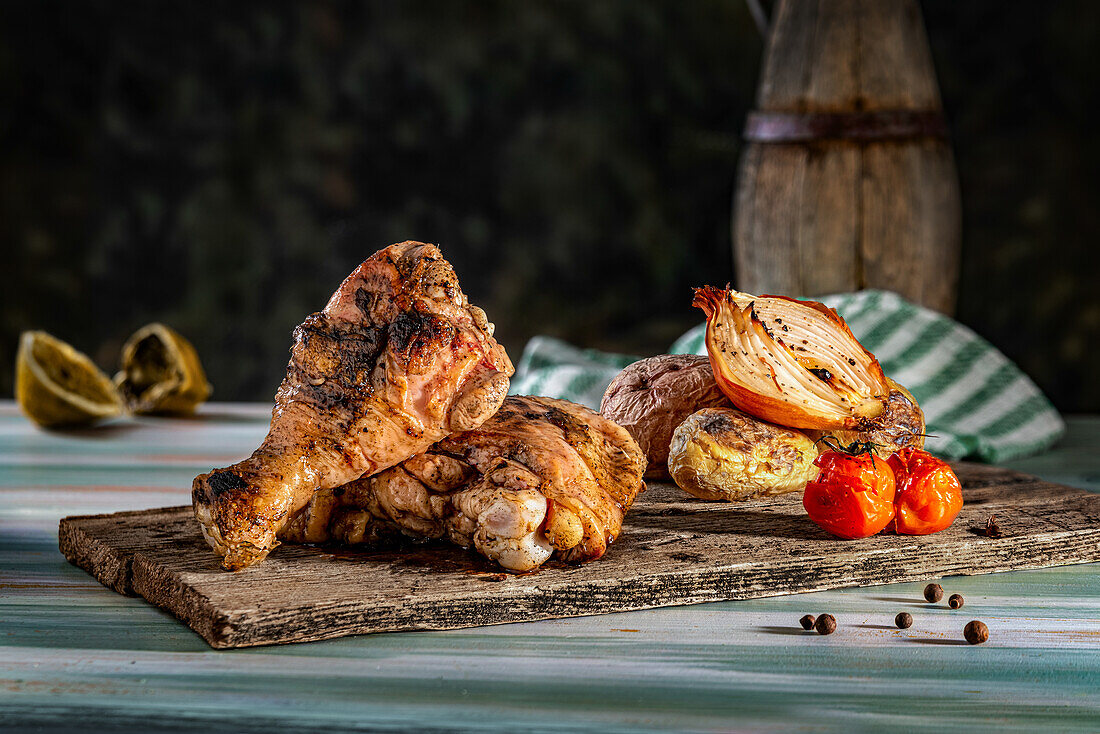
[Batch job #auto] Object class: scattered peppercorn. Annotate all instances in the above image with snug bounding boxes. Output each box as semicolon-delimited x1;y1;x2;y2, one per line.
964;620;989;645
924;583;944;603
814;614;836;635
799;614;816;630
949;594;964;609
895;612;913;629
984;514;1003;538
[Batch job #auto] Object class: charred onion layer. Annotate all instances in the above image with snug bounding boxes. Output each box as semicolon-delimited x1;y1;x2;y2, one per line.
692;286;890;430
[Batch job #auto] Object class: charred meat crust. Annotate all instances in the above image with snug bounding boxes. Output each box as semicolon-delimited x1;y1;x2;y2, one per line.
353;286;374;316
387;311;457;374
204;469;249;498
290;315;386;408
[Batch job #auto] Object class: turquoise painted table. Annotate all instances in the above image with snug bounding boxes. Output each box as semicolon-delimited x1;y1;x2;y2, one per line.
2;401;1098;733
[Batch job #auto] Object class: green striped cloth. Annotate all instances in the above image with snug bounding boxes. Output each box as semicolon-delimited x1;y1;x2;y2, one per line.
509;289;1064;462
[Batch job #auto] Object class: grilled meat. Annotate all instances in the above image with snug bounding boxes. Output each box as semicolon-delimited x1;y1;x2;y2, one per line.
193;242;513;570
280;396;647;571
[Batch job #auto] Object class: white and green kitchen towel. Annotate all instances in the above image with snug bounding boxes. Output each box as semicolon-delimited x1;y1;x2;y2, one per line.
509;289;1064;463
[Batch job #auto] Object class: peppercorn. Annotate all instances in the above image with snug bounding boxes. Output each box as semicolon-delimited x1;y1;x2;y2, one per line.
949;593;964;609
964;620;989;645
814;614;836;635
924;583;944;603
894;612;913;629
799;614;816;630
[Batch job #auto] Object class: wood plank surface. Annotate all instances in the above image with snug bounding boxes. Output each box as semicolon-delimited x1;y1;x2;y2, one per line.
59;462;1100;649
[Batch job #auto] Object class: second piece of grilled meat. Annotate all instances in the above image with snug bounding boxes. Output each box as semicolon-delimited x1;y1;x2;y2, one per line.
281;396;647;571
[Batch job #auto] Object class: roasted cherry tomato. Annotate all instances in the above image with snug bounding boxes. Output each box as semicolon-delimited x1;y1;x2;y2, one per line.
888;448;963;535
803;448;896;539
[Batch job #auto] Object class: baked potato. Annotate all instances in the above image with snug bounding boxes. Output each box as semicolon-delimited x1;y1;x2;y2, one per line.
600;354;732;478
668;407;819;502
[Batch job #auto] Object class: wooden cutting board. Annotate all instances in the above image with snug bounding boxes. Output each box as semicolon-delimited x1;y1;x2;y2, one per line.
59;463;1100;649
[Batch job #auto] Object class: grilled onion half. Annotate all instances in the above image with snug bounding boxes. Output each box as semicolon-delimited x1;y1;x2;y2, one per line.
692;286;891;431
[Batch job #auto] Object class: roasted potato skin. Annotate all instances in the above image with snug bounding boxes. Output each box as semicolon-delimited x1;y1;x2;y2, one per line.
600;355;732;479
804;379;925;456
668;407;819;502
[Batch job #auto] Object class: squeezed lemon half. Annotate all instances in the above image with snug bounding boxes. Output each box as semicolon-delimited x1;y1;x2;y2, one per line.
15;331;124;428
115;323;211;415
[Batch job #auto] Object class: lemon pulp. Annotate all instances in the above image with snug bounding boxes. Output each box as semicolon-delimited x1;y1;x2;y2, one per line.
15;331;124;428
115;323;211;415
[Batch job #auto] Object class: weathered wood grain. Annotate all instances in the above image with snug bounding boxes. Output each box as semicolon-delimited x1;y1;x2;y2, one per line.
59;463;1100;649
734;0;961;314
56;506;182;595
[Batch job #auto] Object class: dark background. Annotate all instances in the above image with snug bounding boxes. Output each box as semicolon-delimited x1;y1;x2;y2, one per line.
2;1;1097;410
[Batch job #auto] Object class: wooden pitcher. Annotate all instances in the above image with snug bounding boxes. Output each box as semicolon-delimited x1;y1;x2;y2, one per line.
733;0;961;314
